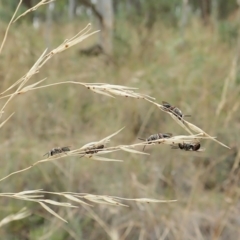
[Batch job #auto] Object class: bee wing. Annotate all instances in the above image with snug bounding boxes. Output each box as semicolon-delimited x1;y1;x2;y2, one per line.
164;133;173;137
162;101;170;105
162;101;171;107
62;146;71;151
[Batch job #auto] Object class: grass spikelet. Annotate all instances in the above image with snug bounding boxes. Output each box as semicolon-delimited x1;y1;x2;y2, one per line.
0;189;176;223
0;25;99;117
144;98;230;149
39;202;68;223
0;208;31;228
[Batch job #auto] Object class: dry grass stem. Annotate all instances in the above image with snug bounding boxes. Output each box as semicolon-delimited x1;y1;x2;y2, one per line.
0;112;14;129
224;100;240;127
0;81;155;102
0;190;177;223
216;57;237;116
0;0;22;55
0;129;216;183
13;0;55;23
0;24;99;117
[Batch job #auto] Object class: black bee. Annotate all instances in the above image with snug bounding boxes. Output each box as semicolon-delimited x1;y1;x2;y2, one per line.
138;133;172;151
80;144;105;158
172;142;202;151
85;144;105;154
162;101;191;120
43;146;71;158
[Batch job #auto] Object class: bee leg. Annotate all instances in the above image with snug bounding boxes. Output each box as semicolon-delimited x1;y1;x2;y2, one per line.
43;152;49;158
142;145;146;151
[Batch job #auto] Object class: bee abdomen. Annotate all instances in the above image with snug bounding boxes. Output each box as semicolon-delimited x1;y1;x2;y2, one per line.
192;143;201;151
147;134;160;142
85;144;105;154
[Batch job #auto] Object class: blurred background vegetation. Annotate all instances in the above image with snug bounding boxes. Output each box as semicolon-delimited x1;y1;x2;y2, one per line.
0;0;240;239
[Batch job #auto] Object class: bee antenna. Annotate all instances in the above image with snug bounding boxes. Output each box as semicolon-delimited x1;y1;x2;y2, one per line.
138;137;145;141
43;152;49;157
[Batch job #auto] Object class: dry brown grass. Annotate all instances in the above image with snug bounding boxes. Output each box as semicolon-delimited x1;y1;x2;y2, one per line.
0;1;239;239
0;0;178;229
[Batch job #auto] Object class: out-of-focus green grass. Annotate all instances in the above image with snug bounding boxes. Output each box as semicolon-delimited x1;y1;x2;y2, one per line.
0;17;239;239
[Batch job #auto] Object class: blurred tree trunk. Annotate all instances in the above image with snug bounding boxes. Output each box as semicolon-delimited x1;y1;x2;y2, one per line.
45;2;54;49
200;0;211;24
180;0;189;37
211;0;218;30
96;0;114;56
68;0;76;20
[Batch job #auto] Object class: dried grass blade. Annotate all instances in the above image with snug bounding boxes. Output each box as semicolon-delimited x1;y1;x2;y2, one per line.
91;156;123;162
39;202;67;223
141;94;156;100
216;57;237;115
114;196;177;203
89;84;138;90
16;189;43;195
66;31;100;48
0;0;22;54
120;147;149;155
82;196;119;206
63;194;92;206
67;23;92;41
0;208;31;228
0;78;23;95
92;149;119;155
108;89;137;98
101;197;128;207
131;198;177;203
84;198;116;205
90;89;115;98
185;121;230;149
0;166;32;183
169;114;193;135
99;127;125;143
40;199;76;208
0;112;14;129
20;78;47;93
15;195;44;199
